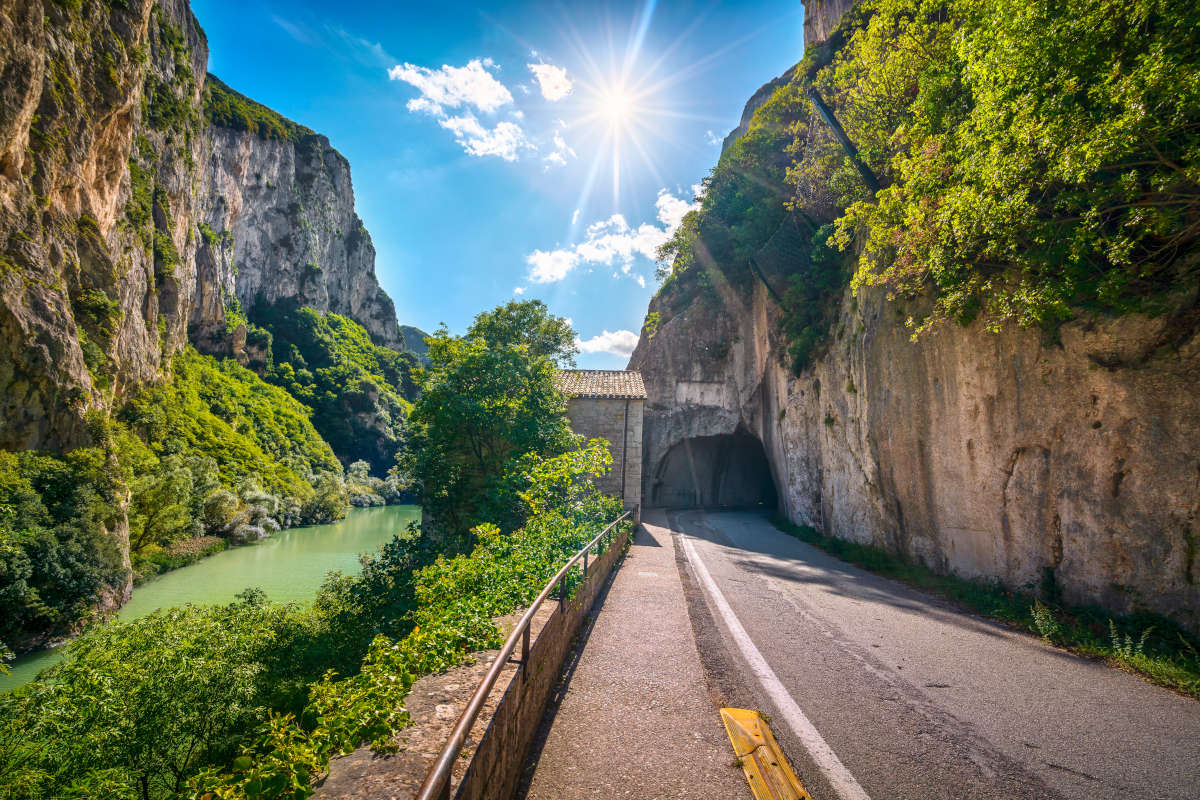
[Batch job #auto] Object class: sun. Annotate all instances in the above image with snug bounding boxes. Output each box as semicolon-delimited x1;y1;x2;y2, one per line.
597;86;634;126
560;1;723;207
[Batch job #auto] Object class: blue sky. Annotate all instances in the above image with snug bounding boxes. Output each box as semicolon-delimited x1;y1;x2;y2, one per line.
190;0;805;367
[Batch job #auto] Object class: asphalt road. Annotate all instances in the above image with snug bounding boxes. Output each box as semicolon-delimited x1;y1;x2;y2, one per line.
671;510;1200;800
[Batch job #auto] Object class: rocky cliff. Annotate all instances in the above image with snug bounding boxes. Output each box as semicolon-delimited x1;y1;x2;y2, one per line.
631;0;1200;630
194;79;400;353
0;0;403;455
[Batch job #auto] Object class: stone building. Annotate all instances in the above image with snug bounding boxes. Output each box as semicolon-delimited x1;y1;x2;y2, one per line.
554;370;645;511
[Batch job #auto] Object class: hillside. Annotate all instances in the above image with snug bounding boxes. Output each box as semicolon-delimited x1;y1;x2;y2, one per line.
633;0;1200;630
0;0;418;648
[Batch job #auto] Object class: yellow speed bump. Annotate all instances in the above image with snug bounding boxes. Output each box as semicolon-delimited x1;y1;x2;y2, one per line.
720;708;812;800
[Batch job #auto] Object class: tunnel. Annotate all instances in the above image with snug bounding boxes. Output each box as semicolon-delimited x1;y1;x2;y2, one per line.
649;432;779;509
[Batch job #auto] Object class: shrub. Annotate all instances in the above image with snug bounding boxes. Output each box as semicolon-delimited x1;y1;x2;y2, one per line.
0;450;124;649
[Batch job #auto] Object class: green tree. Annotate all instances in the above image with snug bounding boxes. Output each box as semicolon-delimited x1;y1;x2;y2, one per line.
406;302;577;543
0;451;124;648
128;455;195;552
0;595;309;800
466;299;578;365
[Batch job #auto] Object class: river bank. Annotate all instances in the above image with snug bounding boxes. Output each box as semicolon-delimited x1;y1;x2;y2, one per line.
0;504;419;691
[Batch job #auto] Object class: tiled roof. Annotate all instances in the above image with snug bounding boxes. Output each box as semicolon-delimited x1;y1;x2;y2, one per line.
554;369;646;399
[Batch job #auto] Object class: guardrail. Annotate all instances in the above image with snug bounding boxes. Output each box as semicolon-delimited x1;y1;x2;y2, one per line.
414;509;634;800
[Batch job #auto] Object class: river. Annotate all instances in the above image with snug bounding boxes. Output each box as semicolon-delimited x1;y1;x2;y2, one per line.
0;504;419;692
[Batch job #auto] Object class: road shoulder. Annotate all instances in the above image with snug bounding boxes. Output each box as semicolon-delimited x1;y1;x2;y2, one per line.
519;510;748;799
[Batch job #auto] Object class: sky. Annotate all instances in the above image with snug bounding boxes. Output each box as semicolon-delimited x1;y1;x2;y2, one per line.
190;0;806;367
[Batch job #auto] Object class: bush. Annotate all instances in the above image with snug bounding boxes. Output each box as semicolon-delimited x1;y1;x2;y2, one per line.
0;450;124;650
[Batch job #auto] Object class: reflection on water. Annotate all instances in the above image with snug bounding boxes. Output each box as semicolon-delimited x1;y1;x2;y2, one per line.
1;505;418;691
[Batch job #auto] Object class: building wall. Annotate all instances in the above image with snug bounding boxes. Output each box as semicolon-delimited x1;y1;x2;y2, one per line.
565;397;643;509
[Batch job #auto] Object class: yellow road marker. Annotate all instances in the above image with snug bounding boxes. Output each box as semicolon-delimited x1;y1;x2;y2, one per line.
720;708;812;800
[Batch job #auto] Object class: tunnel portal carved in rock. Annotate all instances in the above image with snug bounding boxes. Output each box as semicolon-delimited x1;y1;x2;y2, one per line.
650;433;778;509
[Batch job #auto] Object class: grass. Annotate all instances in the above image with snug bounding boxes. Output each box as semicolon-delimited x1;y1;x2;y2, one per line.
770;515;1200;699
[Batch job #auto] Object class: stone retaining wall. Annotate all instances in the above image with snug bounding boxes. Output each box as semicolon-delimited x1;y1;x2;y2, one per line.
454;523;632;799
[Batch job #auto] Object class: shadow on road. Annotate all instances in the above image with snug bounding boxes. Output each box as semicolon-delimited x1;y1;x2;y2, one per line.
673;509;1094;665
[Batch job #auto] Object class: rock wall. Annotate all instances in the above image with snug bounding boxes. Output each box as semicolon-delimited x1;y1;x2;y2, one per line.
632;0;1200;631
803;0;856;46
196;111;400;351
0;0;207;452
0;0;403;454
630;249;1200;630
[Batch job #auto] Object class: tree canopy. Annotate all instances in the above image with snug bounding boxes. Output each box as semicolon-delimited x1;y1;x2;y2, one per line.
465;299;578;366
405;301;577;542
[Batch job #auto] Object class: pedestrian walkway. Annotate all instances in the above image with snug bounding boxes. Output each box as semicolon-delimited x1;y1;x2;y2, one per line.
519;510;748;799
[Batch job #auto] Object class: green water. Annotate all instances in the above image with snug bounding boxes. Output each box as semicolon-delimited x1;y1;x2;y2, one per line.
0;504;419;692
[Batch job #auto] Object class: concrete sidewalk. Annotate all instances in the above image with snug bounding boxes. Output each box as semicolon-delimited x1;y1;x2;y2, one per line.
519;510;747;799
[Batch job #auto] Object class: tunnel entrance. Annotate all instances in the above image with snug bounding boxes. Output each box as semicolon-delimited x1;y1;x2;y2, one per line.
650;432;778;509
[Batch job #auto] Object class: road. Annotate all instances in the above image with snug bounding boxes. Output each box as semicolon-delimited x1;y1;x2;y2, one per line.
671;510;1200;800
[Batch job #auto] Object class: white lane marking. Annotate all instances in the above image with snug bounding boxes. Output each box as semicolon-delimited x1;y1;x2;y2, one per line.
679;532;873;800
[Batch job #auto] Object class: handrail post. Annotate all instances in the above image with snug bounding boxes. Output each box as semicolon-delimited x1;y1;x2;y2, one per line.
520;624;530;683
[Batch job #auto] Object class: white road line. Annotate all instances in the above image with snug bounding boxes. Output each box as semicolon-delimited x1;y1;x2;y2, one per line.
679;532;873;800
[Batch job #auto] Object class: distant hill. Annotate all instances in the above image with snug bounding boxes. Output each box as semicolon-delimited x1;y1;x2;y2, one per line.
399;325;431;365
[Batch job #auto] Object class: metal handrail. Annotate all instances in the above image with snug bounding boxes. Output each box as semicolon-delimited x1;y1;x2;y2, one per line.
414;509;634;800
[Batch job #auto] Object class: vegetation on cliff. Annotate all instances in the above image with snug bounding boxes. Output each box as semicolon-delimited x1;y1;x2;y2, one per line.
0;303;627;800
203;75;315;143
253;304;420;475
657;0;1200;370
0;346;353;650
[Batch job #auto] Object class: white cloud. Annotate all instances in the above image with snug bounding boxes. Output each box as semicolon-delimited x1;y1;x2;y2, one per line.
574;214;666;267
528;63;573;101
524;188;698;284
705;129;723;146
388;59;513;115
542;130;576;169
513;286;526;295
576;330;640;358
553;132;575;157
636;274;646;288
654;188;699;235
527;248;579;283
438;114;531;161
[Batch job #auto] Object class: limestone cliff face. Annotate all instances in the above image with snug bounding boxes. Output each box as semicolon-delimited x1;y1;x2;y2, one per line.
0;0;403;454
195;109;400;352
803;0;856;46
632;275;1200;629
630;1;1200;629
0;0;208;453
